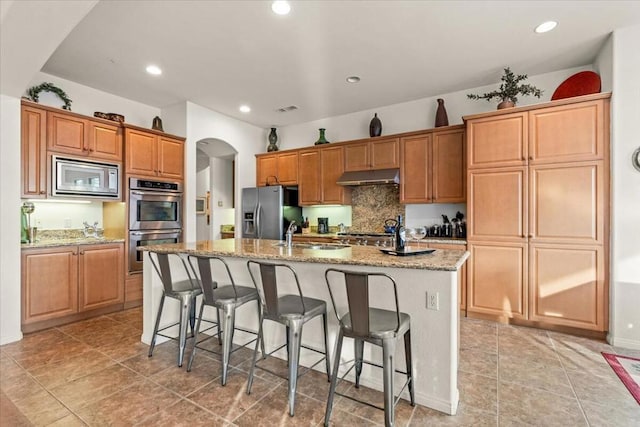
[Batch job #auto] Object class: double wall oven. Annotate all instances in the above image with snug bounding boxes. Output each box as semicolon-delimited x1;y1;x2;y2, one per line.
128;178;183;273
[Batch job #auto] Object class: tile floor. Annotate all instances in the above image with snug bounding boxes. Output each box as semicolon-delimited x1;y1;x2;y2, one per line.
1;308;639;426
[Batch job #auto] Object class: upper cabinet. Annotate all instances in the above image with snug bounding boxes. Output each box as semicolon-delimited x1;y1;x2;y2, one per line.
298;146;351;206
21;104;47;198
125;127;184;180
400;126;465;204
256;151;298;186
467;112;528;169
344;137;399;171
47;112;123;162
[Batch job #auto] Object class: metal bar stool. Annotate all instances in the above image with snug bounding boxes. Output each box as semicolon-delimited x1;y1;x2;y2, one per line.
147;251;202;367
186;255;264;385
246;260;331;417
324;268;415;427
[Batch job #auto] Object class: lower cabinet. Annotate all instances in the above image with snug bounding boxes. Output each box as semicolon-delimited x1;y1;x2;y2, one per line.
22;243;124;331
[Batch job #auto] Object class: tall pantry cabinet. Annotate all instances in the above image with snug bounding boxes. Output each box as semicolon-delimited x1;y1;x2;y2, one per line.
464;93;610;332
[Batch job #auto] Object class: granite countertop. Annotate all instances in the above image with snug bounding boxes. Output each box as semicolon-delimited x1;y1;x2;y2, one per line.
21;237;125;249
138;238;469;271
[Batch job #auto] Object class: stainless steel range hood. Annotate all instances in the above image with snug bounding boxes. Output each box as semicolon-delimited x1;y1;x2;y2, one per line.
336;168;400;186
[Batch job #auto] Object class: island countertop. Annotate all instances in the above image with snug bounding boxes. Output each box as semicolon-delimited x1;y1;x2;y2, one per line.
138;238;468;271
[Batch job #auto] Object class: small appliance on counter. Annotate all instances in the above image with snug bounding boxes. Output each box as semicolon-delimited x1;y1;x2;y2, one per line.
318;217;329;234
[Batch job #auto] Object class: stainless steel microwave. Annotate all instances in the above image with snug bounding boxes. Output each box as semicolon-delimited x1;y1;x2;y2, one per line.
52;155;121;199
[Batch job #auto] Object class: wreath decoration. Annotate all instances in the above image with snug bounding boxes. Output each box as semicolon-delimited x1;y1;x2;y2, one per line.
26;82;73;110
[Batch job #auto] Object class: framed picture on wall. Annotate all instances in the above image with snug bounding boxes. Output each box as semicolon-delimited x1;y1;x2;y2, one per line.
195;197;206;215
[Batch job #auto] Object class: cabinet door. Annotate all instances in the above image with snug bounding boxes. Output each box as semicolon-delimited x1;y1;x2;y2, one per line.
400;134;431;203
78;243;124;311
529;100;605;164
429;243;467;312
256;154;278;186
277;151;299;185
467;241;527;319
125;129;157;177
21;105;47;198
158;136;184;180
467;112;527;169
468;167;527;241
47;112;88;155
344;141;370;171
22;247;78;324
371;138;400;169
89;121;122;161
529;244;605;331
321;145;349;204
529;162;603;245
298;149;321;205
432;128;465;203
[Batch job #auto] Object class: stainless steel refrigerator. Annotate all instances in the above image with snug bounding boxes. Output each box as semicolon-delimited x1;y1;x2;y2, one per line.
241;186;302;240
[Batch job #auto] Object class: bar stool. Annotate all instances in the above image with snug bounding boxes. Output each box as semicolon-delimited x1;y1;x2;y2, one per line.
147;251;202;367
246;260;331;417
323;268;415;427
186;255;264;385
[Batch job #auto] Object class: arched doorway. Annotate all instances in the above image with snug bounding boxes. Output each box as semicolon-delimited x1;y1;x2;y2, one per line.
195;138;238;240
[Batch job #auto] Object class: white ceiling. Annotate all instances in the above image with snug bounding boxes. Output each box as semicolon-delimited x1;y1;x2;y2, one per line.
42;1;640;128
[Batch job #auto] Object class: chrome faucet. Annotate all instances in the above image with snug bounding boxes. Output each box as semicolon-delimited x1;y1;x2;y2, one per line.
285;220;297;248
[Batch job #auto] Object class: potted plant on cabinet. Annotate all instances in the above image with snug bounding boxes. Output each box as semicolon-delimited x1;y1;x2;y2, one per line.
467;67;543;109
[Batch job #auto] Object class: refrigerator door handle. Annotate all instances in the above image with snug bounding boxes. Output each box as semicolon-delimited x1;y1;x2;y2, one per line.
255;203;261;239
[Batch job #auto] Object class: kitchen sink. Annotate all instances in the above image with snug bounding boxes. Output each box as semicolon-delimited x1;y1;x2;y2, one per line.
273;242;350;250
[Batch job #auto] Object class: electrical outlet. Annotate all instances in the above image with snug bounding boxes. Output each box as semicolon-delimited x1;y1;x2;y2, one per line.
64;218;72;229
426;291;439;310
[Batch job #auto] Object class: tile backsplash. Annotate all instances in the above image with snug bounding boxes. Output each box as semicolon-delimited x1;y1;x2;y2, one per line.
351;185;405;232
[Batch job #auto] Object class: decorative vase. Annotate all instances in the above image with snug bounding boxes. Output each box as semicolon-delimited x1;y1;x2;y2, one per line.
369;113;382;137
435;99;449;127
152;116;164;131
267;127;279;152
497;100;515;110
314;128;329;145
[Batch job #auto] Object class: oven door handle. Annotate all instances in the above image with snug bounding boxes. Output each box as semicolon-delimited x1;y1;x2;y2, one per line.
130;229;182;236
130;190;181;197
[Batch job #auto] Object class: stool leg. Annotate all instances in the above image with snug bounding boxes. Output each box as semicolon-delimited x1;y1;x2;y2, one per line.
221;304;236;385
324;328;344;427
247;312;264;395
382;339;396;427
257;301;266;358
287;319;303;417
189;295;197;337
148;293;165;357
216;308;222;345
177;294;192;367
322;313;331;381
404;329;415;406
354;339;364;388
285;325;290;367
187;302;205;372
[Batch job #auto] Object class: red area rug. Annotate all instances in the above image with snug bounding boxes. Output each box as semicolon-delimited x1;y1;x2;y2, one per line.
602;352;640;405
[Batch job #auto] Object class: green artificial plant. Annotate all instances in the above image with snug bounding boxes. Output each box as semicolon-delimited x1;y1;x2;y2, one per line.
467;67;543;105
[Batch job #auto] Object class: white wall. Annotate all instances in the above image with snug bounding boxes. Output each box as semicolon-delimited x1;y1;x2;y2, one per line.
609;24;640;349
595;35;614;93
0;94;23;344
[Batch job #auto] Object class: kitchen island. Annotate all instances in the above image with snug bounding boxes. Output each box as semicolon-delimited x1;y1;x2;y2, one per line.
139;238;469;415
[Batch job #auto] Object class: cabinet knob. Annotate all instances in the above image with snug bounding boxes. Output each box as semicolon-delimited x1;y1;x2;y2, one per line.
529;156;533;160
528;234;533;238
39;190;45;194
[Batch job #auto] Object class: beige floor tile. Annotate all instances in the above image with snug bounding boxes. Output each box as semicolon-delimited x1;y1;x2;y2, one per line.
27;350;116;389
57;316;123;339
460;322;497;354
9;338;93;371
136;398;231;426
1;329;71;357
74;379;180;426
333;384;415;426
0;390;33;426
149;356;221;396
581;399;640;427
457;371;497;413
45;413;87;427
498;381;586;426
121;348;177;377
409;403;497;426
459;348;497;378
498;353;573;397
12;388;72;426
94;333;148;362
565;367;640;412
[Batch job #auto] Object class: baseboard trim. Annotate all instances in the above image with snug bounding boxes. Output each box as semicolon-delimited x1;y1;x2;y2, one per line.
607;334;640;350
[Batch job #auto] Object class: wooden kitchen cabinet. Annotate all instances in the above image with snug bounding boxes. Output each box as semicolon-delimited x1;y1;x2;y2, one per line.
125;127;184;180
78;243;124;311
400;126;465;204
464;93;611;332
428;242;467;312
21;104;47;198
344;137;399;171
22;246;79;326
298;146;350;205
48;112;123;162
467;241;528;319
22;243;125;332
256;151;298;186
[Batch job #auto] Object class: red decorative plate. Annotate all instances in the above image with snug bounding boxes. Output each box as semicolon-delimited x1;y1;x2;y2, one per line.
551;71;601;100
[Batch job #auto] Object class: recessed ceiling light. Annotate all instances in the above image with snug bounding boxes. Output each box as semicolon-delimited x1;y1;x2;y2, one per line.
239;105;251;113
346;76;361;83
146;65;162;75
272;1;290;15
534;21;557;33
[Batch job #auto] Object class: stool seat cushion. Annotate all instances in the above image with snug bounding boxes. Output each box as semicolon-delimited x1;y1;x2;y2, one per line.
209;285;259;307
166;279;202;297
265;294;327;322
340;308;410;340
